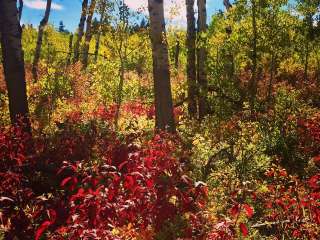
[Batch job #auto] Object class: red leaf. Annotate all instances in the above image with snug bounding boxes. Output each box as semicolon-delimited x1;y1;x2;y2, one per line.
230;204;240;217
243;204;254;218
239;223;248;237
313;155;320;164
35;221;51;240
124;175;135;190
60;177;72;187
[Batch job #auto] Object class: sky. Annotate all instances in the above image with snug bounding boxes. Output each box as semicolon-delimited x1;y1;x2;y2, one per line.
21;0;229;32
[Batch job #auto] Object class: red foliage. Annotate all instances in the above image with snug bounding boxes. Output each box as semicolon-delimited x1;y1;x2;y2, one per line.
45;133;207;239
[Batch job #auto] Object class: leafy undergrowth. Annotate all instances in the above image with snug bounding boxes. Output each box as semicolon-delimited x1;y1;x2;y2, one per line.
0;109;319;240
1;70;320;239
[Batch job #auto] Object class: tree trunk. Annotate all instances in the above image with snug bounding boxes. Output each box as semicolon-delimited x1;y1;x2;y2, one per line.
18;0;23;21
304;41;309;81
223;0;232;10
186;0;197;118
32;0;52;81
148;0;176;133
249;0;258;113
74;0;89;63
174;39;180;69
197;0;209;119
82;0;96;69
114;59;125;130
268;52;275;102
0;0;30;133
66;33;74;66
94;5;106;63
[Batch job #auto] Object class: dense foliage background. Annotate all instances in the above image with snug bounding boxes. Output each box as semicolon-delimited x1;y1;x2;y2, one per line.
0;0;319;239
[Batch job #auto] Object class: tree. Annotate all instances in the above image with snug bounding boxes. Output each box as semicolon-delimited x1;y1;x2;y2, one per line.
148;0;176;133
18;0;23;21
248;0;258;113
32;0;52;80
58;20;66;33
174;38;180;69
74;0;89;63
94;0;109;63
197;0;209;119
82;0;97;68
0;0;30;132
186;0;197;118
67;33;74;65
297;0;320;81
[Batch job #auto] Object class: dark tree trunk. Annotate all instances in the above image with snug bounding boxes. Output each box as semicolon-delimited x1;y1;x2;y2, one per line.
197;0;209;119
249;0;258;113
148;0;176;133
186;0;197;118
74;0;89;63
268;52;275;102
94;5;106;63
32;0;52;81
18;0;23;21
304;41;309;81
0;0;30;133
223;0;232;10
174;39;180;69
82;0;97;68
114;59;125;130
66;34;74;66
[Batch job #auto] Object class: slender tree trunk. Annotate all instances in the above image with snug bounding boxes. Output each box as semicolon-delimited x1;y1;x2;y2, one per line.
223;0;232;10
0;0;30;133
66;34;74;66
174;39;180;69
316;53;320;87
197;0;209;119
32;0;52;81
94;33;102;63
304;41;309;81
74;0;89;63
114;59;125;130
148;0;176;133
82;0;97;69
249;0;258;113
94;5;106;63
268;52;275;102
186;0;197;118
18;0;23;21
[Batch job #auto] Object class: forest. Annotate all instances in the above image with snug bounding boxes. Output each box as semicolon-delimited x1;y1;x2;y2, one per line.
0;0;319;239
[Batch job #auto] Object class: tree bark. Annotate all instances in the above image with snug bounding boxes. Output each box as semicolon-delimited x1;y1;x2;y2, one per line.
304;41;309;81
148;0;176;133
94;3;107;63
249;0;258;113
74;0;89;63
66;33;74;66
186;0;197;118
197;0;209;119
174;39;180;69
223;0;232;10
32;0;52;81
82;0;97;68
0;0;30;133
18;0;23;21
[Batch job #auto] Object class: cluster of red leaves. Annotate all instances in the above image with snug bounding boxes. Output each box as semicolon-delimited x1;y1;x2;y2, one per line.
298;114;320;162
92;102;183;123
207;167;319;239
0;125;38;239
16;125;206;239
34;133;207;239
260;167;320;239
1;119;207;239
